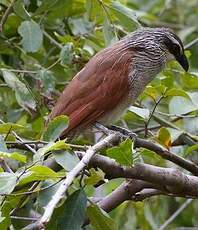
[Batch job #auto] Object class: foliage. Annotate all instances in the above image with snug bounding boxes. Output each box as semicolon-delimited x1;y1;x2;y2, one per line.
0;0;198;229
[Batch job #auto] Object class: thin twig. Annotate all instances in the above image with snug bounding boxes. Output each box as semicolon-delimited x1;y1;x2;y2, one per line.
0;0;15;33
11;216;39;221
145;95;164;137
0;158;13;173
159;199;193;230
184;37;198;49
43;30;63;49
0;119;37;155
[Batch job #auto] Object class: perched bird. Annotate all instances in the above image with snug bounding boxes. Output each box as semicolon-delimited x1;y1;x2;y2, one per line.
49;27;188;138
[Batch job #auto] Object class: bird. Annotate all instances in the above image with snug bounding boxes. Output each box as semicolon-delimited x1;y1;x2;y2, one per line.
49;27;189;138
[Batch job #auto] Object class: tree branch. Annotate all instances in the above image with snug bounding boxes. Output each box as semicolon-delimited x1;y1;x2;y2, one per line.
106;125;198;176
84;153;198;196
37;133;120;228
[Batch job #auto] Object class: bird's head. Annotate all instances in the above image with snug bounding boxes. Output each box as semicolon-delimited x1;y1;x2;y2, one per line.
157;27;189;71
128;27;189;72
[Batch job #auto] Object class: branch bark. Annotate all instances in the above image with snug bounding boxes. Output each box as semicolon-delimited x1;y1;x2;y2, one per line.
85;153;198;196
106;125;198;176
38;133;119;228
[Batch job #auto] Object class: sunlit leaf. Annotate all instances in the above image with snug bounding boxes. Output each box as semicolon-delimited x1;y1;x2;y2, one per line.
0;151;26;163
157;127;171;148
165;88;190;99
18;165;59;185
84;168;105;186
107;139;133;166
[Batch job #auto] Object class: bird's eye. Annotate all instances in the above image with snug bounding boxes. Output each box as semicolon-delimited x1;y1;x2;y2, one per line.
173;44;179;51
172;43;180;53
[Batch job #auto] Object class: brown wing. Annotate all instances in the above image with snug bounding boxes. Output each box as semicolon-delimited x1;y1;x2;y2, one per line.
49;41;132;136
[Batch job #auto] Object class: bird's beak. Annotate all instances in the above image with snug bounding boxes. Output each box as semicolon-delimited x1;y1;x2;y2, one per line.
175;53;189;72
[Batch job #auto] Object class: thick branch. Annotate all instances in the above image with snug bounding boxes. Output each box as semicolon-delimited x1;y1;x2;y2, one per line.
99;179;152;212
107;125;198;176
86;153;198;196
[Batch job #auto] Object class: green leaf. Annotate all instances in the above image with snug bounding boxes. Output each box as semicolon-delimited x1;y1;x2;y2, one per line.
0;172;17;195
53;150;79;171
144;203;158;230
169;96;196;115
47;140;70;152
37;70;56;92
165;88;190;99
37;180;62;207
33;140;69;163
0;137;7;152
84;168;105;186
34;0;58;15
143;86;160;100
48;189;87;230
13;0;31;20
0;151;26;163
157;127;171;148
103;15;117;46
34;140;70;163
128;106;150;120
185;145;198;156
1;70;36;111
181;73;198;90
87;204;117;230
110;1;141;27
106;139;133;166
18;21;43;52
18;165;59;185
0;123;24;134
60;43;74;65
43;115;69;141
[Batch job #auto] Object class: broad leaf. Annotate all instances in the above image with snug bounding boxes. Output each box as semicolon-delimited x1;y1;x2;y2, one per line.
0;151;26;163
34;0;58;15
84;168;105;186
1;70;36;111
169;96;196;115
0;123;24;134
60;43;74;65
0;173;17;195
157;127;171;148
53;150;79;171
18;165;59;185
128;106;150;120
110;1;141;27
43;115;69;141
13;0;30;20
18;21;43;52
87;204;117;230
107;139;133;166
47;189;87;230
165;88;190;99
